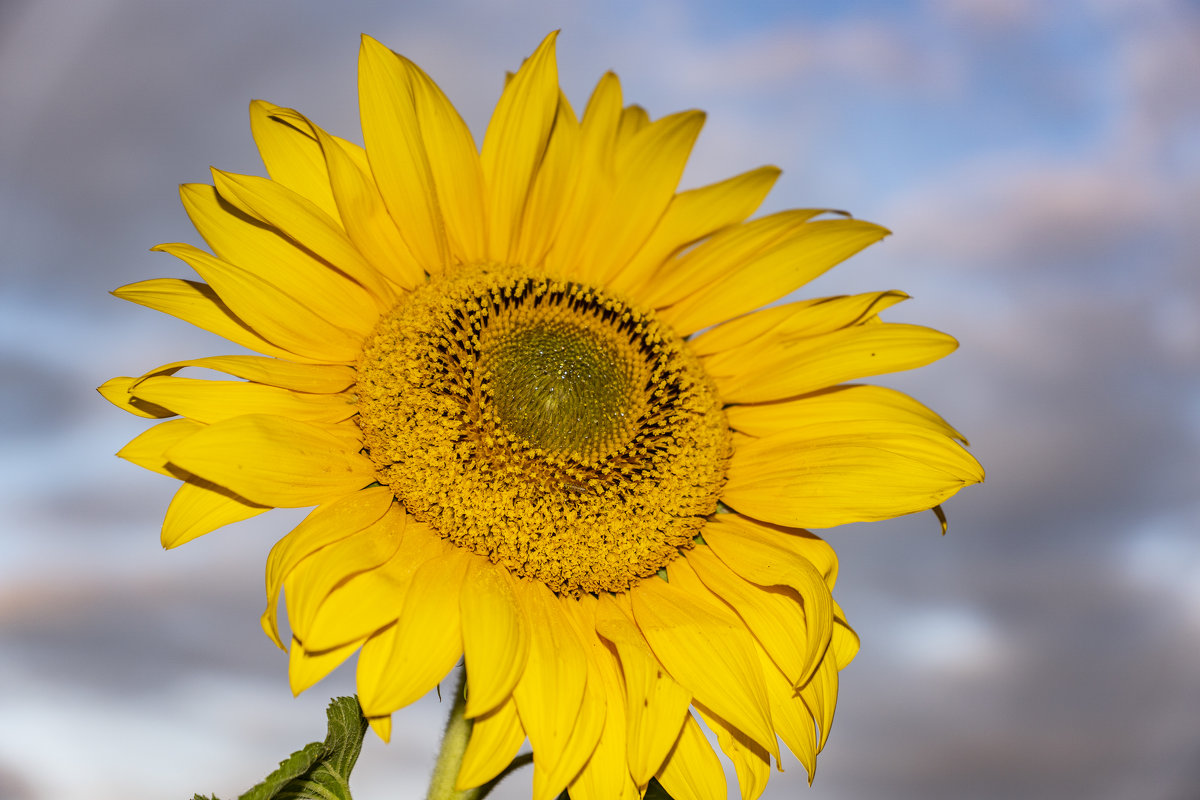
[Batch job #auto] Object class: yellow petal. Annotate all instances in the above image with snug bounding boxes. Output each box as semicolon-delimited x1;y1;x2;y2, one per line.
706;514;839;588
268;110;425;293
757;647;817;783
111;278;308;362
367;714;392;743
638;209;825;308
127;375;355;425
724;419;984;529
288;635;362;695
152;242;363;363
611;166;781;295
209;169;389;308
250;99;339;219
115;413;270;549
575;110;706;285
511;580;588;780
708;322;959;403
687;545;818;687
456;695;526;791
179;183;377;330
533;679;605;800
131;356;354;394
117;418;204;476
660;218;890;335
531;596;607;800
310;125;424;293
480;32;560;261
358;35;448;271
461;560;530;718
830;608;860;668
617;104;650;144
581;73;623;155
285;504;406;644
691;290;909;358
727;383;967;444
402;56;487;263
594;593;691;786
545;72;621;274
356;544;470;716
161;479;267;549
166;414;373;508
300;513;446;653
261;486;395;648
695;703;772;800
655;713;726;800
798;651;839;752
567;617;638;800
698;522;833;686
99;376;173;419
513;91;580;268
632;563;777;758
355;623;397;716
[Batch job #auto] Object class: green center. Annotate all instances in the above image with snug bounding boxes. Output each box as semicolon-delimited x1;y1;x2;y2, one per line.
484;321;637;459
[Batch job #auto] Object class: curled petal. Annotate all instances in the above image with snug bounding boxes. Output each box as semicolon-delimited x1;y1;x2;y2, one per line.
511;581;589;784
165;414;375;508
457;695;526;790
460;558;530;718
594;593;691;786
261;487;394;648
655;713;726;800
724;419;984;529
632;563;777;759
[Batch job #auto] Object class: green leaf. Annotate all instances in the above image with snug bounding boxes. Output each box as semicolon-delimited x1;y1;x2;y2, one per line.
191;696;368;800
312;696;368;790
237;740;328;800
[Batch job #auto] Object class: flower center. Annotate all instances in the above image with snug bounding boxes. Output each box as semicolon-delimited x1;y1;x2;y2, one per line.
483;315;648;462
356;265;729;594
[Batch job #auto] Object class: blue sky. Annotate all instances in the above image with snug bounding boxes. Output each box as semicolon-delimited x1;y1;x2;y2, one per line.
1;1;1198;799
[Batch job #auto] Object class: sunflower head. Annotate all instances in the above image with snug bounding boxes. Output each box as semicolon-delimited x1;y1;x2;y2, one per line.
357;264;730;595
102;30;982;800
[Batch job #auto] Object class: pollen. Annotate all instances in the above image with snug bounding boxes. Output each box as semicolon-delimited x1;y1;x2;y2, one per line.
356;265;730;594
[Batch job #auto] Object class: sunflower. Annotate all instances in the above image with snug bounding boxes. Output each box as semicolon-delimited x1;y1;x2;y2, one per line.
101;32;982;800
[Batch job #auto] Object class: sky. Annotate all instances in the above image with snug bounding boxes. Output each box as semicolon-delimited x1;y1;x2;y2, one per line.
1;0;1199;798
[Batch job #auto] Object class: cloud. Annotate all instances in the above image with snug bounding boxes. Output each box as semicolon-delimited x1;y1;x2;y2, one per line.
0;560;478;800
1110;3;1200;171
0;354;88;441
881;0;1199;277
620;14;962;102
927;0;1043;32
884;157;1168;272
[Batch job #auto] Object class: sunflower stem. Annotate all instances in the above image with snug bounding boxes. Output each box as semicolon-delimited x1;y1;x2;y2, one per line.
425;665;478;800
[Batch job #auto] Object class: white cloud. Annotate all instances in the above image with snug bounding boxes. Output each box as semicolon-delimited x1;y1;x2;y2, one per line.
887;605;1012;678
1111;4;1200;169
1120;508;1200;630
644;19;960;97
0;0;123;152
926;0;1043;32
858;0;1200;286
883;155;1167;270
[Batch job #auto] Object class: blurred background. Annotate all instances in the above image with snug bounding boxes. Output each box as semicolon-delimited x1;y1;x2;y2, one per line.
2;0;1198;798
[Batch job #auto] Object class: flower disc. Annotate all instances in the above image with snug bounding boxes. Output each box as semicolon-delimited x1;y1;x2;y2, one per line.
357;266;730;594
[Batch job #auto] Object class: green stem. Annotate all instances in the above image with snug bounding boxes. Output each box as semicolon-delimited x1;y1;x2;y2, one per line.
425;666;478;800
425;666;534;800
